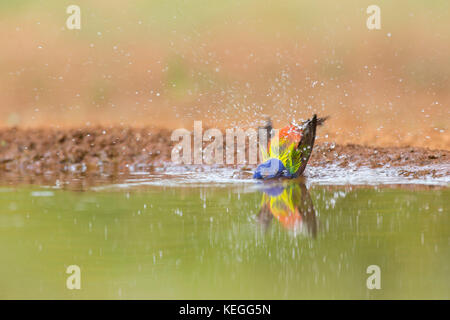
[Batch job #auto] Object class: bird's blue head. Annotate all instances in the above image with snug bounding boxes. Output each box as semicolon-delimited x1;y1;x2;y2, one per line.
253;158;286;180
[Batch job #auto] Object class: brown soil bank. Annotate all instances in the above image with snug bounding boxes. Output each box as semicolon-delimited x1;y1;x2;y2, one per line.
0;127;448;178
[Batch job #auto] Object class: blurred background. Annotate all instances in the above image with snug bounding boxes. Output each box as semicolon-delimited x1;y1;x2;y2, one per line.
0;0;448;148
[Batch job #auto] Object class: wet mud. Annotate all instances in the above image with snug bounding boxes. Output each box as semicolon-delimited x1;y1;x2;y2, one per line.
0;127;448;180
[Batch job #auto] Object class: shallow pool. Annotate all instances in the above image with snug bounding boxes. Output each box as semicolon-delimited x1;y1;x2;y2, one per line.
0;177;448;299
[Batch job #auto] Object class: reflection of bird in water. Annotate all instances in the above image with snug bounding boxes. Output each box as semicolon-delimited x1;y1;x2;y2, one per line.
254;114;328;179
257;181;317;237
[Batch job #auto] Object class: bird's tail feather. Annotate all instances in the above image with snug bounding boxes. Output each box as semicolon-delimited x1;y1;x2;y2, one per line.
303;114;329;127
316;115;329;126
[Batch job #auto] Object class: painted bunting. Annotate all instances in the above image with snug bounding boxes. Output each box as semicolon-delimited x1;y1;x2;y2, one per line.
253;114;327;179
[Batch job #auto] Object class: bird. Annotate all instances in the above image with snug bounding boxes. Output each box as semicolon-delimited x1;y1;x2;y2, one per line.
253;114;327;179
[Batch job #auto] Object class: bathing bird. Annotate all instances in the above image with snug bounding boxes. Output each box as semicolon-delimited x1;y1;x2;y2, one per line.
253;114;327;179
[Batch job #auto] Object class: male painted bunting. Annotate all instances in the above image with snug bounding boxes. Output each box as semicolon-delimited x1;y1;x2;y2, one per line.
253;114;327;179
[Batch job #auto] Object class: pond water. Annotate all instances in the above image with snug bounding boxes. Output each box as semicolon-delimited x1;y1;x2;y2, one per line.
0;173;448;299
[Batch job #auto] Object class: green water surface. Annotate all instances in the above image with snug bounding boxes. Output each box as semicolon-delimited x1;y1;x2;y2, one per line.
0;181;448;299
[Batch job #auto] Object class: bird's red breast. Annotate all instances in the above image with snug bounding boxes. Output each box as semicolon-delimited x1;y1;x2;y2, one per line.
266;124;303;153
279;124;303;144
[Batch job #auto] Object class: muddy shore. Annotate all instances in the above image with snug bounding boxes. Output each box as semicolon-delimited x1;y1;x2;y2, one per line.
0;127;448;179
